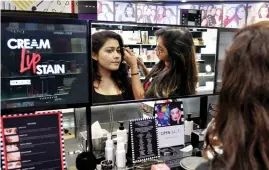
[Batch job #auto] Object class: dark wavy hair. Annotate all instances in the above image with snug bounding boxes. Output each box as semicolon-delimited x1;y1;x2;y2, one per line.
208;21;269;170
92;31;132;97
144;28;198;98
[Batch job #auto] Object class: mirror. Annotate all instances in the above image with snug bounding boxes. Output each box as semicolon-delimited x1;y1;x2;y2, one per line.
90;21;218;105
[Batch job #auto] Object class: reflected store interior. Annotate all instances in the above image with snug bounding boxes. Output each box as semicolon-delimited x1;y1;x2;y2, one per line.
91;22;218;105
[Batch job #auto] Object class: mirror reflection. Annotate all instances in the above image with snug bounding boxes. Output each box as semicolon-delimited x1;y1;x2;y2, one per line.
91;22;218;104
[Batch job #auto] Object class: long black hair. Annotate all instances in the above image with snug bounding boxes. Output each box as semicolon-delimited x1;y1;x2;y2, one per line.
67;31;133;103
92;31;133;98
144;28;198;98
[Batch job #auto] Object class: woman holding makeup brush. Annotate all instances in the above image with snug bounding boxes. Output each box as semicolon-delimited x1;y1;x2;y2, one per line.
124;27;198;99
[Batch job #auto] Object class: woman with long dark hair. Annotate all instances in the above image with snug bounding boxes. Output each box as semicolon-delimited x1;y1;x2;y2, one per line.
235;4;247;27
197;21;269;170
91;31;135;103
68;31;136;103
124;28;198;98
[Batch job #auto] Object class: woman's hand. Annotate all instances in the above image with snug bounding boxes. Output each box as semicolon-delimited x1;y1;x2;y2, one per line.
137;57;144;66
123;47;138;68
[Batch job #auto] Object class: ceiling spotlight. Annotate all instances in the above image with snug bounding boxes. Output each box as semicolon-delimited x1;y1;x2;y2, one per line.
181;0;187;2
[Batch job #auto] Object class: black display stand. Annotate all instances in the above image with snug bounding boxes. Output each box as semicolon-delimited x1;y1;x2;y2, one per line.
127;117;160;164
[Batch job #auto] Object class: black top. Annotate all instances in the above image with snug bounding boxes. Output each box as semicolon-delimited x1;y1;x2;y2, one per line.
92;90;124;104
67;69;134;104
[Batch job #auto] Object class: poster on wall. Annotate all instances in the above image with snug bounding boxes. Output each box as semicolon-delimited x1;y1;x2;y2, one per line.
1;0;72;13
97;0;114;21
115;2;136;22
0;112;65;170
223;4;247;28
136;3;157;24
199;4;223;27
177;5;199;25
247;3;269;25
157;5;177;25
154;102;184;148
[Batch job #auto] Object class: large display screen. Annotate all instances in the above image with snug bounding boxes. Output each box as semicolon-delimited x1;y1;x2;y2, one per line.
1;17;89;109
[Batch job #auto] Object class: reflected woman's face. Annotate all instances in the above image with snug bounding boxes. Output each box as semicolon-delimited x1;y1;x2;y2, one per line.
126;7;133;17
260;7;269;18
156;37;168;61
93;39;121;71
211;8;217;16
227;7;236;18
170;108;180;121
237;7;246;19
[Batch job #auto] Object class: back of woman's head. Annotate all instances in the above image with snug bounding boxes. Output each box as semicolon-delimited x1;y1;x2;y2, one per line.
92;31;131;93
146;28;198;97
210;21;269;170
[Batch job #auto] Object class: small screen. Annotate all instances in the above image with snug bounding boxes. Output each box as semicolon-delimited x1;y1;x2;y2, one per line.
1;20;89;109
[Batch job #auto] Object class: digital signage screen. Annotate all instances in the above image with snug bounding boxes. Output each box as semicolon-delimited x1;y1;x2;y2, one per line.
1;16;89;109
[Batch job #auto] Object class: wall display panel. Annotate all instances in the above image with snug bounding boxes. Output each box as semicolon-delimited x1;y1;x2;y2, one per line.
247;2;269;25
1;0;73;13
0;112;66;170
115;2;136;22
223;3;247;28
177;5;199;25
156;5;177;25
199;4;223;27
1;16;89;109
90;22;218;105
97;0;114;21
136;3;157;24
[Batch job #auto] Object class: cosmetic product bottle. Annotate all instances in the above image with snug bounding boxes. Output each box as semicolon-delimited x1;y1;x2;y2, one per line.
116;121;127;151
105;133;115;163
116;141;126;169
184;113;193;135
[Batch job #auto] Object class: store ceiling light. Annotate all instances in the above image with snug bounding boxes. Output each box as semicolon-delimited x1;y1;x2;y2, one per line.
181;0;187;2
